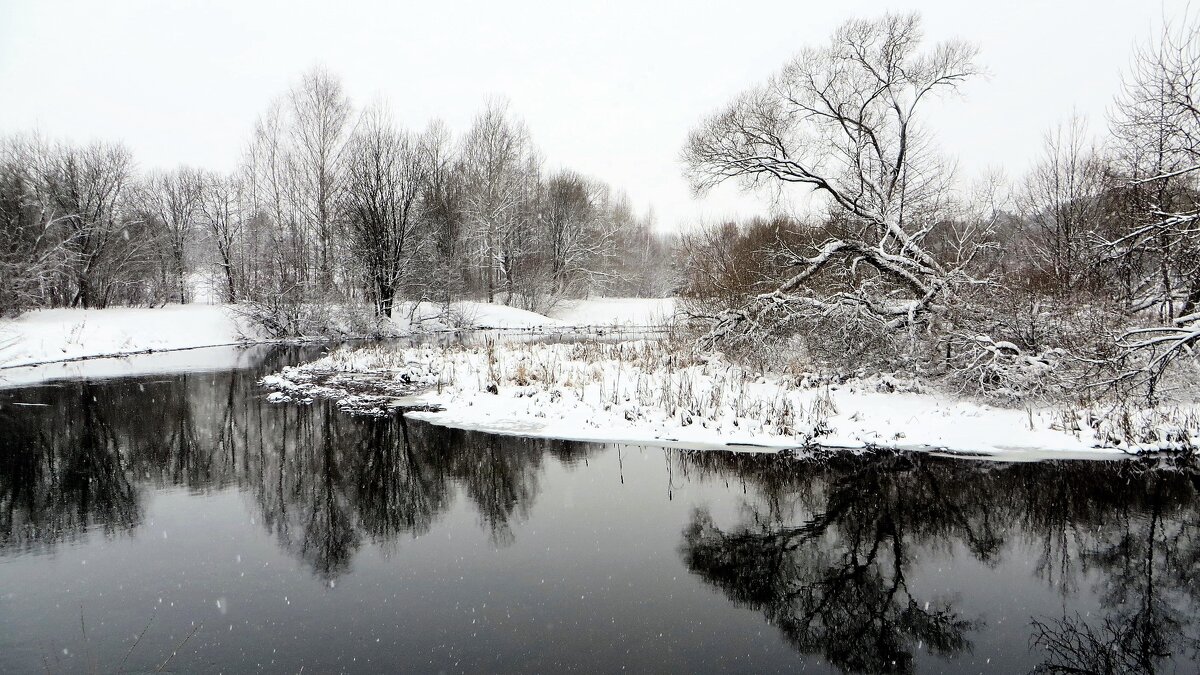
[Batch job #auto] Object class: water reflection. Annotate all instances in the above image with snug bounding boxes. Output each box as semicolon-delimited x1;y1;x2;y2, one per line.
1;381;144;554
673;451;1200;673
0;354;598;580
1;353;1199;672
1027;467;1200;674
678;452;980;673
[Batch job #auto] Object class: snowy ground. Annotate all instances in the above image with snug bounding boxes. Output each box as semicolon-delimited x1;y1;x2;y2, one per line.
260;339;1199;460
390;297;676;331
0;344;280;389
0;305;257;370
547;297;676;327
0;298;677;373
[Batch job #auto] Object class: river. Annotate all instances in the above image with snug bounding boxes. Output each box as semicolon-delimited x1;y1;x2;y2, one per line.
1;344;1197;673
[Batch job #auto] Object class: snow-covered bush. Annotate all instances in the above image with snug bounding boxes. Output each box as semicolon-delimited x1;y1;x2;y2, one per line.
233;298;395;339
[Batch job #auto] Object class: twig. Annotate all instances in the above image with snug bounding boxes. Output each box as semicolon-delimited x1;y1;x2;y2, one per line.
117;611;156;673
155;623;202;673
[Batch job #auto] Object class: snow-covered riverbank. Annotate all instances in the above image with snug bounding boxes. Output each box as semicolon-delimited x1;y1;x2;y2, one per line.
0;304;257;369
0;298;677;371
261;339;1199;459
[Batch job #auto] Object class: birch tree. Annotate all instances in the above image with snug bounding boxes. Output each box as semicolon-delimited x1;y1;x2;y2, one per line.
198;171;246;303
460;100;540;303
289;67;352;293
244;101;305;297
142;167;205;303
242;68;352;302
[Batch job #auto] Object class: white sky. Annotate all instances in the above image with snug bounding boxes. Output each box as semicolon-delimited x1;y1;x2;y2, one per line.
0;0;1188;230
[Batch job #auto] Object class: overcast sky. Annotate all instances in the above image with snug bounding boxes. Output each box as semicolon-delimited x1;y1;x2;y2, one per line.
0;0;1188;230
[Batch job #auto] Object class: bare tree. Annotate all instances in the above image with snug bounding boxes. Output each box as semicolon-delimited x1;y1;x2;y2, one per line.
1109;50;1194;317
198;171;246;303
289;67;352;293
460;99;540;304
340;105;429;317
683;13;979;347
679;217;813;319
2;67;673;330
142;166;205;303
238;102;315;334
245;101;293;278
607;202;678;298
1017;116;1109;296
417;120;467;306
241;68;352;306
1107;15;1200;398
37;140;144;308
542;169;621;297
0;135;69;315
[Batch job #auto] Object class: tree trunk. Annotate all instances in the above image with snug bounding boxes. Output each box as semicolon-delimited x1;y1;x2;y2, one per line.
174;242;188;304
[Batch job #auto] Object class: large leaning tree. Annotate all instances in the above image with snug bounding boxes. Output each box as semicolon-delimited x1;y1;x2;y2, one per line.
683;13;979;348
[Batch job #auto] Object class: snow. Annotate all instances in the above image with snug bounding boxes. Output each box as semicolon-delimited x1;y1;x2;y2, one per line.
7;296;1186;459
390;297;676;332
0;294;686;389
0;298;676;370
547;297;677;327
391;301;567;330
0;304;255;370
185;270;222;304
0;345;269;389
260;339;1199;459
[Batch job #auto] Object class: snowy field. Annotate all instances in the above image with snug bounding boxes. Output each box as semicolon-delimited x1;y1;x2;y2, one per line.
548;297;676;327
260;339;1199;459
0;298;677;372
390;297;676;331
0;345;277;389
0;305;255;370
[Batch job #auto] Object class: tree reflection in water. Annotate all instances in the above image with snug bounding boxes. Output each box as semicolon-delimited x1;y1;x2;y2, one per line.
0;360;591;579
1;359;1199;672
672;450;1200;674
1;382;141;554
678;452;980;673
1026;468;1200;674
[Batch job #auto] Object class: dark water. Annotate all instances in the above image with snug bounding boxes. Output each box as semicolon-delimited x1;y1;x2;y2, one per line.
1;347;1198;674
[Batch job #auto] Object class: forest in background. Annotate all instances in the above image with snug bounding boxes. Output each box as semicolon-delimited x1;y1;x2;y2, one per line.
3;10;1199;409
0;76;676;335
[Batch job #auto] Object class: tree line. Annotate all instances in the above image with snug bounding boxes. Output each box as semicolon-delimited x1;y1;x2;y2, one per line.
0;69;676;331
680;12;1200;400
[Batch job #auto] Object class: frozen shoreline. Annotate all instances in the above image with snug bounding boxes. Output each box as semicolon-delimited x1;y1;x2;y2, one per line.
0;297;676;373
9;300;1195;460
260;339;1199;460
0;304;258;371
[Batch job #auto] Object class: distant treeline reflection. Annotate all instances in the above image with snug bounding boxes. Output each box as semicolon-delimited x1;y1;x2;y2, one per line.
0;360;596;576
